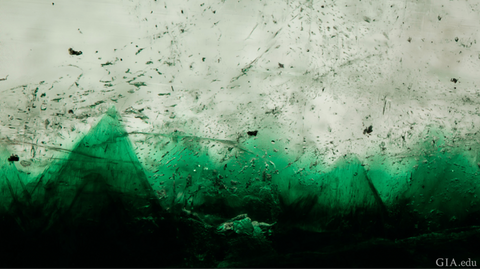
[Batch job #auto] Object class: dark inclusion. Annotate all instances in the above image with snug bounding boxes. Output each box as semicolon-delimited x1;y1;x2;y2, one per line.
247;130;258;136
69;48;83;56
8;154;19;162
363;125;373;135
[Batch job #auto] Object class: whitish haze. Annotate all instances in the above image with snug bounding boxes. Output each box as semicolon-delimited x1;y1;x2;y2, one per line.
1;0;479;181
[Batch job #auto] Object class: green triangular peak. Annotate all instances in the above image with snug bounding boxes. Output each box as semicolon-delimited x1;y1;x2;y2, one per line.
106;105;119;119
73;105;127;155
55;105;152;193
37;105;160;223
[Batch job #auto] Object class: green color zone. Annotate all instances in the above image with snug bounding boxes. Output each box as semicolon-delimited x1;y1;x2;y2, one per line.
1;106;479;234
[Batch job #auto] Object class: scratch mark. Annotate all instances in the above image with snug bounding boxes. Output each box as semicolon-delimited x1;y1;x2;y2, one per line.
382;96;388;115
273;27;283;38
245;23;258;40
230;45;275;83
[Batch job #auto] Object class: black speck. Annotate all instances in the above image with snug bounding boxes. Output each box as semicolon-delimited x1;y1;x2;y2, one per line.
52;2;54;5
363;125;373;135
455;37;459;42
451;78;458;83
407;37;412;43
202;57;206;62
321;5;324;8
438;15;442;21
278;62;284;68
181;10;183;14
213;10;216;14
421;185;425;189
68;48;82;56
8;154;19;162
247;130;258;136
68;109;74;114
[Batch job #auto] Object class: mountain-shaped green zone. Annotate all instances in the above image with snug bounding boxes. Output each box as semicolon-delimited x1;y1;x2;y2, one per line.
140;127;480;235
0;107;478;252
1;106;162;231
